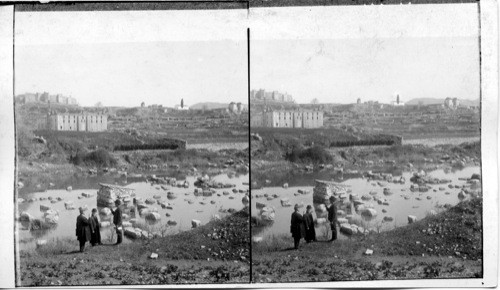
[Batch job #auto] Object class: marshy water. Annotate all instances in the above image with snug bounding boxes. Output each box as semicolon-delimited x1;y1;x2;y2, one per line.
252;166;481;240
17;173;249;250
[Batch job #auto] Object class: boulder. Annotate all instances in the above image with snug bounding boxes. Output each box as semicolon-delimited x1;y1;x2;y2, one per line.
19;211;34;222
167;192;177;199
260;209;275;221
67;186;72;191
242;195;249;205
167;220;177;226
383;216;394;222
280;198;291;207
100;207;112;216
145;212;161;221
471;173;481;181
283;183;289;189
45;214;59;224
191;219;202;228
361;208;377;218
408;215;417;224
145;198;156;205
124;227;141;239
361;194;372;201
64;201;75;210
81;192;93;198
340;224;355;235
256;202;266;209
40;205;51;212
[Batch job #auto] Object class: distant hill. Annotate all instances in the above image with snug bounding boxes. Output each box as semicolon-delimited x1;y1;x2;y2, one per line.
190;102;228;110
406;98;480;107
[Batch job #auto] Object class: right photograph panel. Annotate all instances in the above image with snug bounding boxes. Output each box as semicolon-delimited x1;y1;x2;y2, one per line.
250;3;482;283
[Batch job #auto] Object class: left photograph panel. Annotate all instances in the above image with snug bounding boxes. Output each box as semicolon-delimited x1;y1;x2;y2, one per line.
14;3;250;286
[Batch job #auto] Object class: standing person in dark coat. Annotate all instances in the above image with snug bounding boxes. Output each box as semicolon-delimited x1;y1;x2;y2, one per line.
89;208;102;246
326;196;338;242
303;205;317;243
110;199;123;245
290;204;305;250
75;207;91;252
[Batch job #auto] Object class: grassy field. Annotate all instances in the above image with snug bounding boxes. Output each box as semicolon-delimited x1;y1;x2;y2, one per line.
252;198;482;282
19;210;250;286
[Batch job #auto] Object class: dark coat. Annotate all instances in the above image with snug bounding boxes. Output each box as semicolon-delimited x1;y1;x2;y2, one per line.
290;211;305;239
89;215;101;244
111;207;122;227
327;203;337;223
76;214;91;242
303;212;316;242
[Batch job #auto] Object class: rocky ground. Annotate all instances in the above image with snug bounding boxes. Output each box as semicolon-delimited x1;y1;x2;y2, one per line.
250;140;481;188
18;210;250;286
252;197;483;282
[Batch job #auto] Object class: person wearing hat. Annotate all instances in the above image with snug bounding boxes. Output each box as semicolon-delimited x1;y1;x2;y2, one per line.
303;205;317;243
290;204;305;250
326;196;338;242
75;207;91;252
110;199;123;245
89;208;102;246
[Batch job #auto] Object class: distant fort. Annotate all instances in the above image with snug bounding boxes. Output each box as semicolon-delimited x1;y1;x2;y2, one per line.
251;89;295;103
15;92;78;106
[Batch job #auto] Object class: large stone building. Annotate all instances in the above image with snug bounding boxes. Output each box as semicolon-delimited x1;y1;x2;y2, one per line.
263;110;323;128
16;92;77;105
251;89;295;103
47;113;107;132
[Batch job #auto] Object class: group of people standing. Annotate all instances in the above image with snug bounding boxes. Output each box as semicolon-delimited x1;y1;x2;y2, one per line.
75;199;123;252
290;196;338;249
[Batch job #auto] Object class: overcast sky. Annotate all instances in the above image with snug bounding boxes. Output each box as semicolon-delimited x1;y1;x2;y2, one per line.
15;10;248;107
15;4;480;106
250;4;480;104
252;37;480;104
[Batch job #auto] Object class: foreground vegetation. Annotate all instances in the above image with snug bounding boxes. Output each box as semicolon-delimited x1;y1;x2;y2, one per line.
252;198;482;282
19;210;250;285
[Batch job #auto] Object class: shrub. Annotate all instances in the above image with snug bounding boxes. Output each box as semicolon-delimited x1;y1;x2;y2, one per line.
70;149;117;168
286;146;333;164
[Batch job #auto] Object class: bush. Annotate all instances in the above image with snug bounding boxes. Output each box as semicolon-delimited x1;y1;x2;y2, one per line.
286;146;333;164
70;149;117;168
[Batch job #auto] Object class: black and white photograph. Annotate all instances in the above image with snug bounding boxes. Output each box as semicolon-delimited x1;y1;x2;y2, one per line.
249;2;496;285
10;3;250;286
0;0;498;288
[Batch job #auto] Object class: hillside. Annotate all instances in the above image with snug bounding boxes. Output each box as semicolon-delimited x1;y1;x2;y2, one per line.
406;98;480;107
190;102;228;110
